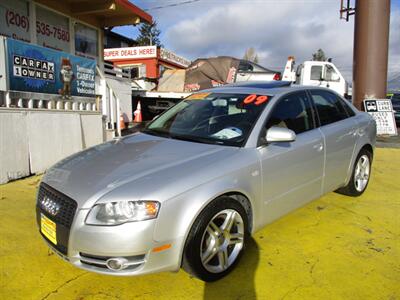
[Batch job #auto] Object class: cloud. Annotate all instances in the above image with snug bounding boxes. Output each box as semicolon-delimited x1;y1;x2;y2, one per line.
164;1;354;76
162;0;399;81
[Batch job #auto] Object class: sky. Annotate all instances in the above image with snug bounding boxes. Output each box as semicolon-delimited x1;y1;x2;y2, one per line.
115;0;400;82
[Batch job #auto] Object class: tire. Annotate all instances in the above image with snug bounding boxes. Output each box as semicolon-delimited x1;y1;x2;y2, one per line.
336;148;372;196
182;196;249;282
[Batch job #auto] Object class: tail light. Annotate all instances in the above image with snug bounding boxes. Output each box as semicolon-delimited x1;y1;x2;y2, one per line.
273;73;281;81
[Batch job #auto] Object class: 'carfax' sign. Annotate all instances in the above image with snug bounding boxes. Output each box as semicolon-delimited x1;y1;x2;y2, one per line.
363;99;397;136
6;38;96;97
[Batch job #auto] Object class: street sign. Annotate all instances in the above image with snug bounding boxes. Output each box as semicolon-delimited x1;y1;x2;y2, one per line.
363;99;397;136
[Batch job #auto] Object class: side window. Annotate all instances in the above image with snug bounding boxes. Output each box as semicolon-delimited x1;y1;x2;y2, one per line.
339;98;356;117
310;66;322;81
310;90;349;126
265;91;315;134
325;65;340;82
238;61;253;72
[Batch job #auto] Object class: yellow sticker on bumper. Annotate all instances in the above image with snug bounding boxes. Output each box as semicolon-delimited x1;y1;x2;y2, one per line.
41;214;57;245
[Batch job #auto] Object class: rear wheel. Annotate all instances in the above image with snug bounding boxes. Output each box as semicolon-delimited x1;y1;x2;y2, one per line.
182;196;249;282
336;149;372;196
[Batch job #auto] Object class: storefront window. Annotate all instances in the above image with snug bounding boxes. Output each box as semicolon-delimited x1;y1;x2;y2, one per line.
36;6;70;52
0;0;30;42
75;22;98;59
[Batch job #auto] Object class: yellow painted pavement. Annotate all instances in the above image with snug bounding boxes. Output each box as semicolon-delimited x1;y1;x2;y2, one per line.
0;148;399;300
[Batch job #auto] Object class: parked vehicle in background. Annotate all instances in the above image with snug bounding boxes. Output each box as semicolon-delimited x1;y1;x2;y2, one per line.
236;60;281;82
282;56;350;98
390;93;400;126
37;82;376;282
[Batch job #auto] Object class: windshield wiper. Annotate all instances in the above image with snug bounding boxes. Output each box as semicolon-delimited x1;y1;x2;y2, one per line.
170;133;224;145
141;128;171;138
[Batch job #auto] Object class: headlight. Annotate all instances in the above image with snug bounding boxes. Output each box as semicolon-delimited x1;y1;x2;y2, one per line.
85;201;160;225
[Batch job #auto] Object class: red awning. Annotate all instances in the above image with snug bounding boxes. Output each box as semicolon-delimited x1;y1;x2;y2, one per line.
66;0;153;27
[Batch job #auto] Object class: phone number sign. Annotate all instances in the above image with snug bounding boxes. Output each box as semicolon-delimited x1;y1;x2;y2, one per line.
364;99;397;136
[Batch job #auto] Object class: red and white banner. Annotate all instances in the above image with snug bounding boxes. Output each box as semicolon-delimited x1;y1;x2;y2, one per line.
104;46;157;60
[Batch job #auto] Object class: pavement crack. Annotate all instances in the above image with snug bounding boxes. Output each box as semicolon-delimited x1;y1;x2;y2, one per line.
330;203;372;221
280;284;304;300
40;272;88;300
309;259;319;284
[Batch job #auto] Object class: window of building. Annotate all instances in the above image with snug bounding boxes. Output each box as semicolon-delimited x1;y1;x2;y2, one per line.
75;22;98;58
130;66;139;79
0;0;30;42
310;65;322;81
265;91;315;134
310;90;350;126
36;5;70;52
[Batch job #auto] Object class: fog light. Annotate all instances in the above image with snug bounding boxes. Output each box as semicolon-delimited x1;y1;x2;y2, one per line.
106;257;129;271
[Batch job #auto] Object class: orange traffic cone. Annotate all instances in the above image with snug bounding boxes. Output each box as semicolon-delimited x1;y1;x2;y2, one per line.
133;101;142;123
119;114;126;130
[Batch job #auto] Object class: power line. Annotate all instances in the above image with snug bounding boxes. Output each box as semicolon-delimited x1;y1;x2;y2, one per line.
144;0;201;11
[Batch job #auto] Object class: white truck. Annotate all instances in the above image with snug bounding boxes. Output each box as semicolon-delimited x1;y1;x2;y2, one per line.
282;56;350;98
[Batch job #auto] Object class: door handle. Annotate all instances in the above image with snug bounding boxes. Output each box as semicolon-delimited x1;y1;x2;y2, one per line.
313;143;324;152
349;129;357;136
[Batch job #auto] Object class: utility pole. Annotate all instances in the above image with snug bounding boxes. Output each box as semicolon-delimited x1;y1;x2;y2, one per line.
352;0;391;110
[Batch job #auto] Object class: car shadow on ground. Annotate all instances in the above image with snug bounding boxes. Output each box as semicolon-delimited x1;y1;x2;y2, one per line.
203;238;260;300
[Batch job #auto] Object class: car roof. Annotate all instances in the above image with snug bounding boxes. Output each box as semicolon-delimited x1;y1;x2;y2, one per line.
201;81;330;96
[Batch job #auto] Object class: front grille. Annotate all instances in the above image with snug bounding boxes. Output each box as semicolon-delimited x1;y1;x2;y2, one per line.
36;183;78;255
37;183;77;227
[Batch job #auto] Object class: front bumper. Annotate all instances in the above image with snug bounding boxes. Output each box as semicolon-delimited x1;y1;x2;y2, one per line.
37;185;184;276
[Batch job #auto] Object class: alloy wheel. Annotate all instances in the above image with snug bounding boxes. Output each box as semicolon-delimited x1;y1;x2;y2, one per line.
200;209;244;273
354;154;370;192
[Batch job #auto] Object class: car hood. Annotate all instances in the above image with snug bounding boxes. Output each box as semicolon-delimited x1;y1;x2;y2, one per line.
43;133;238;209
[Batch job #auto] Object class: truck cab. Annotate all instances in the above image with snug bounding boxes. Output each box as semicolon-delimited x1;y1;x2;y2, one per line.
283;57;349;98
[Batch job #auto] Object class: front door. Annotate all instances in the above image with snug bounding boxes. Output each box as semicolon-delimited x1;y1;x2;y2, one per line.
257;91;324;225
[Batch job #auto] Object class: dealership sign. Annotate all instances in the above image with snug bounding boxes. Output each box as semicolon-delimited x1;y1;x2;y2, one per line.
104;46;157;60
363;99;397;136
6;39;96;97
160;48;191;68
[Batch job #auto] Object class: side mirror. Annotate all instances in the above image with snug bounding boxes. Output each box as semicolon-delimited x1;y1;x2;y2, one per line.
266;126;296;143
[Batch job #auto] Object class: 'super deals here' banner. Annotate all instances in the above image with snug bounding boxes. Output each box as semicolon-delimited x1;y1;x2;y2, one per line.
7;39;96;97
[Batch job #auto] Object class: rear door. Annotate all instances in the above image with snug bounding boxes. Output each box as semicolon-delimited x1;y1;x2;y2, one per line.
258;90;324;224
309;90;358;193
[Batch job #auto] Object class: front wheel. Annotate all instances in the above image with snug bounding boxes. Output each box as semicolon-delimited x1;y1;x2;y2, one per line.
182;197;249;282
336;149;372;196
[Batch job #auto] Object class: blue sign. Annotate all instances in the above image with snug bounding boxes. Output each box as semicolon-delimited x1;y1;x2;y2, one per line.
7;39;96;98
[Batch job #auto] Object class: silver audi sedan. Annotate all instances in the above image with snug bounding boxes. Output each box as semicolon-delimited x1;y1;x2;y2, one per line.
37;82;376;282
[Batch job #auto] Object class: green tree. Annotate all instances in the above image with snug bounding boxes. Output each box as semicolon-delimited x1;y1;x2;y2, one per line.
136;21;163;47
312;49;327;61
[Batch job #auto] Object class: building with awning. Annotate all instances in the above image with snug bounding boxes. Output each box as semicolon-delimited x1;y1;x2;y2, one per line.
0;0;152;184
0;0;152;60
104;46;191;79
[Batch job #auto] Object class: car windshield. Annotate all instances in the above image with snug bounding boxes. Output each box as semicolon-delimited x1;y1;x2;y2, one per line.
143;92;272;146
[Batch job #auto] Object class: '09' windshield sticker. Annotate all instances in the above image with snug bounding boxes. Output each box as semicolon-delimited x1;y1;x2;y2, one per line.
243;94;269;105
